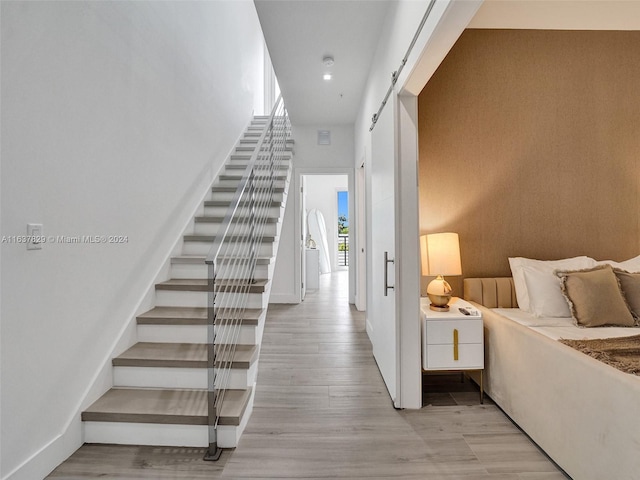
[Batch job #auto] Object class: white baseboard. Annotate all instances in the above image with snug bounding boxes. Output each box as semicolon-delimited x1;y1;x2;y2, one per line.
268;293;300;304
83;422;208;447
2;417;81;480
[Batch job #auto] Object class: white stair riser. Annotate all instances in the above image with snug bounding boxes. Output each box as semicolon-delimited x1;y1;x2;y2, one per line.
202;205;282;217
155;290;268;309
241;136;292;144
222;262;274;281
171;262;271;280
194;222;278;237
221;168;289;177
228;159;292;167
210;192;284;203
137;324;260;345
214;179;286;189
217;387;254;448
114;366;205;389
182;241;276;257
224;164;290;172
236;143;291;149
235;148;292;156
83;422;207;447
194;219;283;244
113;363;257;390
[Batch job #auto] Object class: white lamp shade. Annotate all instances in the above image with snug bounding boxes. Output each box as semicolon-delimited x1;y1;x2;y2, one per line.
420;232;462;277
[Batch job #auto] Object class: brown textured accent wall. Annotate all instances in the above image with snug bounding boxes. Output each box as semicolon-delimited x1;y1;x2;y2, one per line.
419;29;640;278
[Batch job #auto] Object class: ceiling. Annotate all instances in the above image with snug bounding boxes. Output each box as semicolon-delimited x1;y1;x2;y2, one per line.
256;0;640;127
254;0;392;126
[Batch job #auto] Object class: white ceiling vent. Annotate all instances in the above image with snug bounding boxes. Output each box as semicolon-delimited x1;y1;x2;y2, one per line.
317;130;331;145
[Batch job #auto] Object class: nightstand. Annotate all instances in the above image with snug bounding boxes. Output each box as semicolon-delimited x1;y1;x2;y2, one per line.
421;296;484;403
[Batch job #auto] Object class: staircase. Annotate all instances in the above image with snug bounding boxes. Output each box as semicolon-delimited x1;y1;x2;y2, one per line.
81;109;292;451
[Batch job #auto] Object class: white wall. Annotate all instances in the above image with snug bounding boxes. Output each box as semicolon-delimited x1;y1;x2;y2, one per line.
289;125;356;170
305;175;348;272
0;2;265;478
270;124;354;303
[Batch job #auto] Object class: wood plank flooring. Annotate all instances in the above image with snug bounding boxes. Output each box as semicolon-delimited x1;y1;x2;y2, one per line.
48;271;569;479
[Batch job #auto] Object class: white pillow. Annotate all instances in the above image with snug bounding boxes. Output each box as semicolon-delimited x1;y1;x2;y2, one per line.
508;256;595;316
595;254;640;272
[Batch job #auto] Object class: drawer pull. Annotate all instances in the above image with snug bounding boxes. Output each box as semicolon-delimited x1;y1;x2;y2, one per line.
453;329;459;361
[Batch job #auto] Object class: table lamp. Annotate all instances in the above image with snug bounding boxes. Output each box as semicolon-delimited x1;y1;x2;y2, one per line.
420;232;462;311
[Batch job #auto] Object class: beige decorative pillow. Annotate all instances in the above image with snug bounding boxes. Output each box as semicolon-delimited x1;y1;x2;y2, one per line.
614;269;640;321
555;264;635;328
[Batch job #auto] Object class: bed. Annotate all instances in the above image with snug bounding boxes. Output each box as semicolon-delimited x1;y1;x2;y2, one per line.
464;275;640;480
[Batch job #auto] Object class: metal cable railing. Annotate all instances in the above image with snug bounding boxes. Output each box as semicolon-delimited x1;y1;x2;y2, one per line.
338;234;349;267
204;96;290;460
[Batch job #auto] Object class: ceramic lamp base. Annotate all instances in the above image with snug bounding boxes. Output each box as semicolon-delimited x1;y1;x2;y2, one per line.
429;303;450;312
426;275;453;312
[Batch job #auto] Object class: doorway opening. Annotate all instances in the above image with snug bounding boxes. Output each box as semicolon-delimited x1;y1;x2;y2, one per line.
300;173;353;302
337;190;349;269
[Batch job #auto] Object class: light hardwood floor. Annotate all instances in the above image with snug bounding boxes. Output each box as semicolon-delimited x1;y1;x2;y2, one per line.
49;271;568;479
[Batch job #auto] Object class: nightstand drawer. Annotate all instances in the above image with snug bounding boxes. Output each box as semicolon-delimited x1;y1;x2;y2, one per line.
425;343;484;370
425;319;483;345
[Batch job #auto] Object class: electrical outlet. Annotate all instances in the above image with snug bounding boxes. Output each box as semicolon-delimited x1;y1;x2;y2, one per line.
27;223;43;250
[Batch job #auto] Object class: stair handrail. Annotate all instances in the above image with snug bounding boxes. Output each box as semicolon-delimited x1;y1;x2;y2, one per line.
204;95;290;460
205;94;285;267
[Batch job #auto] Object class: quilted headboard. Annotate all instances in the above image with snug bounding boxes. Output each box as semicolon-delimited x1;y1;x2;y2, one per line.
463;277;518;308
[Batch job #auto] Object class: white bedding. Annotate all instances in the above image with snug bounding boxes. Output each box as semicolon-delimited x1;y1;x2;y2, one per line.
464;276;640;480
474;303;640;480
493;307;640;340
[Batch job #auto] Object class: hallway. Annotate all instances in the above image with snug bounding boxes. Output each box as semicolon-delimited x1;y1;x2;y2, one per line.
50;271;566;479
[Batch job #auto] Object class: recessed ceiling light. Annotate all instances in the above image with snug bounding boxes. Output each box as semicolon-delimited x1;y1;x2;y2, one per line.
323;73;332;81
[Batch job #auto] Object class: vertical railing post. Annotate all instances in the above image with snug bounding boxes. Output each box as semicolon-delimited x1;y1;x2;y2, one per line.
204;261;221;461
249;171;257;284
343;236;347;266
268;119;275;192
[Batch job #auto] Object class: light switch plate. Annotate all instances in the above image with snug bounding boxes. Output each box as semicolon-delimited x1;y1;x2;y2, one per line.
27;223;43;250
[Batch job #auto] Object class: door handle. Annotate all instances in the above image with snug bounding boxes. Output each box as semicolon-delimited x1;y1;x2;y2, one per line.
384;251;395;296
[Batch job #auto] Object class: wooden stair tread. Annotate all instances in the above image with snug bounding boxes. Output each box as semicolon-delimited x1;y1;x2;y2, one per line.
114;343;206;367
182;234;276;242
216;256;273;265
225;163;290;170
213;344;258;368
170;255;273;265
170;255;207;265
221;169;288;175
229;154;292;160
136;306;263;325
235;145;293;152
137;306;207;323
113;342;257;369
81;387;251;426
155;279;209;292
204;199;282;207
211;185;284;193
194;215;278;223
239;138;292;145
219;174;287;181
155;278;268;293
216;279;269;293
